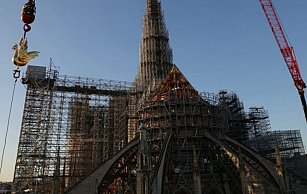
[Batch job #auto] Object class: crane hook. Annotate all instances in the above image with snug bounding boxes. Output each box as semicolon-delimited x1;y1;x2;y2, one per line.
13;68;21;79
21;0;36;36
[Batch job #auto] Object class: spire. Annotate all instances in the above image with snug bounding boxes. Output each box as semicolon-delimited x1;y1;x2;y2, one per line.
136;0;173;91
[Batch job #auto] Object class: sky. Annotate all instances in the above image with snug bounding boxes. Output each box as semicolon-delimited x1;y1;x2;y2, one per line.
0;0;307;182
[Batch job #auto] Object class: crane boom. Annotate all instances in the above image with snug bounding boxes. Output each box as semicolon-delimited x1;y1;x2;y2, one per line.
259;0;307;122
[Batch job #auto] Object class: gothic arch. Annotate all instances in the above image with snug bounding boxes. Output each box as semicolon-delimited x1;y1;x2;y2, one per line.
66;139;139;194
67;131;284;194
173;187;193;194
202;131;281;192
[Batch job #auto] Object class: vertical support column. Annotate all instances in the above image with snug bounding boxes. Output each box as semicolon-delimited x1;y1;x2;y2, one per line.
275;145;286;193
137;123;151;194
222;174;231;194
192;148;202;194
53;147;61;194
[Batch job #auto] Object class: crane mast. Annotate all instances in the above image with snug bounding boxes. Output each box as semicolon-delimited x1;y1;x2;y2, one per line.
259;0;307;122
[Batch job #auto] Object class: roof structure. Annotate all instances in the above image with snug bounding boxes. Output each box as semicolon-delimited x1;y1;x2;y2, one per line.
151;65;200;102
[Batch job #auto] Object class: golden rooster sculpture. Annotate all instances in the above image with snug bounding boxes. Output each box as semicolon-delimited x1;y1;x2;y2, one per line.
12;37;39;67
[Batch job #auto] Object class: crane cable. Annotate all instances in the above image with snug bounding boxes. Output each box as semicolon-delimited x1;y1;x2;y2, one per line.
0;73;19;175
1;0;37;175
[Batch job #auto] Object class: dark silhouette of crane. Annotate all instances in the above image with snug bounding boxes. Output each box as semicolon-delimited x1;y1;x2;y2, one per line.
259;0;307;122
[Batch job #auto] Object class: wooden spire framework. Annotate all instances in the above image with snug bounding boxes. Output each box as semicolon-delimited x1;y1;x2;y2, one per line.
128;0;174;141
136;0;173;91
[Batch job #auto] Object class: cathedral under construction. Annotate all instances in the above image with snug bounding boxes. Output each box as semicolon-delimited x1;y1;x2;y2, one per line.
13;0;307;193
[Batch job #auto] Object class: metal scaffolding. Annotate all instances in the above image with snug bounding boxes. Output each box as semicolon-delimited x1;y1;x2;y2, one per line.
246;130;305;160
12;0;307;193
218;90;249;142
247;106;271;138
137;66;241;193
13;64;306;193
135;0;173;91
13;65;133;193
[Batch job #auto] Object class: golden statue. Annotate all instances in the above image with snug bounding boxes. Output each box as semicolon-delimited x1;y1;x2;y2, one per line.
12;37;39;67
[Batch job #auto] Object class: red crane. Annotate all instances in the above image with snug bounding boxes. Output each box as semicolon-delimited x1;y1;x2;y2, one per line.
259;0;307;122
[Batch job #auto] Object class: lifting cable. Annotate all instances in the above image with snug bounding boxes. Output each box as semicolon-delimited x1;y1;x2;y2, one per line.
0;73;19;175
1;0;37;175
